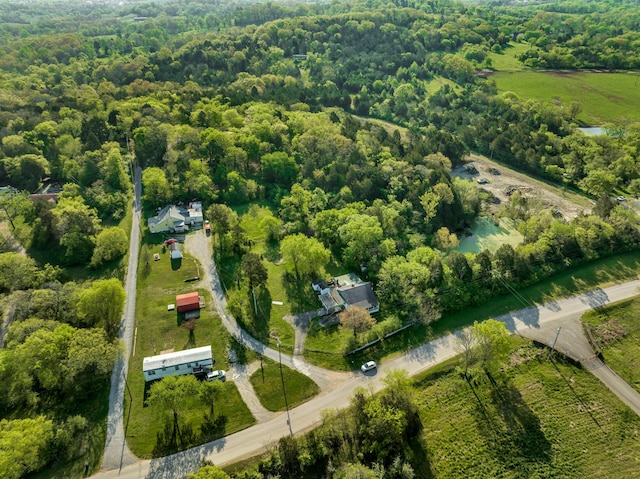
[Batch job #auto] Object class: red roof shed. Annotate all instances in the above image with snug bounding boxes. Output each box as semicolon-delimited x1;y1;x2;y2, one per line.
176;292;200;313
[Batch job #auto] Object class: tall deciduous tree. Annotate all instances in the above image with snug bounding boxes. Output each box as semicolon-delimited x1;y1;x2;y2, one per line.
472;319;511;370
280;233;330;280
241;252;268;288
207;203;239;253
199;380;223;417
142;167;172;207
338;306;375;336
0;416;55;479
146;375;200;444
90;226;128;267
77;278;126;340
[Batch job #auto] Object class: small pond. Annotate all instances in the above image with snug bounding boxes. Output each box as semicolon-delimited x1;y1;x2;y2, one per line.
456;216;524;254
578;127;604;136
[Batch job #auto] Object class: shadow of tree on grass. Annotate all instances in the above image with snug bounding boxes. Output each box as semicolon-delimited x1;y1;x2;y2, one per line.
470;374;552;474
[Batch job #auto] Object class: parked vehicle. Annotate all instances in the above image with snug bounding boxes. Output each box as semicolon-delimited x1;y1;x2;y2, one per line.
205;220;211;234
360;361;377;373
206;370;226;382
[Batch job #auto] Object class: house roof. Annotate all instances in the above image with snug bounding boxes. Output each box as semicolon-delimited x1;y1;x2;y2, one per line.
148;205;185;229
338;282;379;310
334;273;362;288
319;289;346;310
176;291;199;307
143;345;212;372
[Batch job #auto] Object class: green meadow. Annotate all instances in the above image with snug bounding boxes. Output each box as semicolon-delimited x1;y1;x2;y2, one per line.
489;70;640;125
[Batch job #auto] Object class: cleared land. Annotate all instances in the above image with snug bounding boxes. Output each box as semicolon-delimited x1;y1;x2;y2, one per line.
124;239;255;458
489;70;640;125
583;298;640;393
413;341;640;478
249;357;319;411
453;153;593;221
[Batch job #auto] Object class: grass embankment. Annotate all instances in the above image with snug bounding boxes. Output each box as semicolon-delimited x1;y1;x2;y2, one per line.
414;340;640;478
490;70;640;125
249;357;320;411
125;236;254;458
583;297;640;393
305;252;640;371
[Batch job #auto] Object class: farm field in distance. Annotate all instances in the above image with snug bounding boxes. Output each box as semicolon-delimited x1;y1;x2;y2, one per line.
488;70;640;125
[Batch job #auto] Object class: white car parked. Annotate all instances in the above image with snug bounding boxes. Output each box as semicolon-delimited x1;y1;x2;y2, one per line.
206;370;226;382
360;361;377;373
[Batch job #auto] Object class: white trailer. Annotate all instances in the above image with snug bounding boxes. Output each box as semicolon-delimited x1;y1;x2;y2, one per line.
143;345;213;382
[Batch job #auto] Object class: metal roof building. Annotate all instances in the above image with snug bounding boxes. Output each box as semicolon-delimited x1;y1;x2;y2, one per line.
142;345;212;382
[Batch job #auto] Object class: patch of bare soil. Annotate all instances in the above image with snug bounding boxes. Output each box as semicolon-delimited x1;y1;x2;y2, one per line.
452;154;592;220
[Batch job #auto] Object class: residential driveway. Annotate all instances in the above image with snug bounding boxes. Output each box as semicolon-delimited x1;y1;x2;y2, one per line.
95;226;640;478
184;231;351;392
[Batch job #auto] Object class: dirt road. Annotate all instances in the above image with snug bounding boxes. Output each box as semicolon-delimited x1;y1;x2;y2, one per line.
453;153;592;220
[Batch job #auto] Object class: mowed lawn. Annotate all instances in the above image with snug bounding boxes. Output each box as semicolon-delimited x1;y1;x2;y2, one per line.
489;70;640;125
249;357;319;411
125;237;254;458
582;297;640;393
414;341;640;478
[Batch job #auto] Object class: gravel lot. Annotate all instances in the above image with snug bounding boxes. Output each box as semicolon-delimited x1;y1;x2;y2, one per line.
453;153;592;220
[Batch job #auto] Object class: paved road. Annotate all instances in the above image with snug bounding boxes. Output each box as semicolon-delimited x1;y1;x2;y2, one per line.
92;264;640;478
100;167;142;471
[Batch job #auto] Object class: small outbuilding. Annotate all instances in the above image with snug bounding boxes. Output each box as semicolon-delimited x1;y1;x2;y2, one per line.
143;345;213;382
176;292;200;313
168;242;182;260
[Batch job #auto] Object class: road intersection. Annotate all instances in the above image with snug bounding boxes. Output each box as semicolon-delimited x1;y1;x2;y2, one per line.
98;176;640;478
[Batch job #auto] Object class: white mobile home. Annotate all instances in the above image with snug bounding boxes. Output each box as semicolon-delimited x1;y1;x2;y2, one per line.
143;345;213;382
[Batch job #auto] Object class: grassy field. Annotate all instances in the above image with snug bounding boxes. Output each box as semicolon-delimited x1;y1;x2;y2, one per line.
304;252;640;371
249;357;320;411
486;41;531;71
456;217;523;254
413;340;640;478
583;297;640;393
228;339;640;478
489;70;640;125
124;235;255;458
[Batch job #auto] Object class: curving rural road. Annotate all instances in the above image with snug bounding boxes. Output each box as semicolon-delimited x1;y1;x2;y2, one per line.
94;223;640;479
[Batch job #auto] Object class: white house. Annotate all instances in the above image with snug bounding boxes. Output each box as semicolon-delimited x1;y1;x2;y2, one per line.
148;205;188;234
143;345;213;382
148;203;205;234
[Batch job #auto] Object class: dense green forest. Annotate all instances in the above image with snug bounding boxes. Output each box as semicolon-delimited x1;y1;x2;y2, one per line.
1;0;640;476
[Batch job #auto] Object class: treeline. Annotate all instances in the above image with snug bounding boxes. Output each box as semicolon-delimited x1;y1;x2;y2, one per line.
201;371;425;479
0;272;125;478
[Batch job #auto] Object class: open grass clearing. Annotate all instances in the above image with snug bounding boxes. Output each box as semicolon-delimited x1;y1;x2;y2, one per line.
583;297;640;393
228;339;640;477
485;41;530;71
413;340;640;478
304;252;640;370
456;216;523;254
125;235;254;458
249;357;320;411
489;70;640;125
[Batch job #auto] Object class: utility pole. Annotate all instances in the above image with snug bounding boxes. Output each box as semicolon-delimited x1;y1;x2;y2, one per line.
277;340;293;438
550;327;561;359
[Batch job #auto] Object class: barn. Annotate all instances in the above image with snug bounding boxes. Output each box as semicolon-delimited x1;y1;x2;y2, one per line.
143;345;213;382
176;292;200;313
